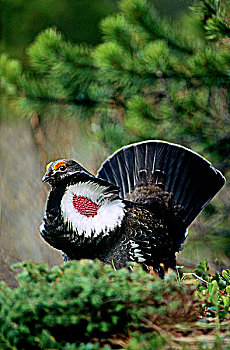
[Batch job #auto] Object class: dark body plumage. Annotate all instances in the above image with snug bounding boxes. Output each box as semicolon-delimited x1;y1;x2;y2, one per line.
40;140;225;273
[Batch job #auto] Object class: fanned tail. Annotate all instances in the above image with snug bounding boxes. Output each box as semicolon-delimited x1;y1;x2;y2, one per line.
97;140;225;228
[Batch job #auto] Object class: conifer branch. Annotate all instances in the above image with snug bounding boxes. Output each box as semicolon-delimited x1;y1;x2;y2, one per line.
191;0;230;40
120;0;195;54
0;0;229;167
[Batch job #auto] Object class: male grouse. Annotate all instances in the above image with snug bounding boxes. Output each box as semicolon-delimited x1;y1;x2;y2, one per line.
40;140;225;273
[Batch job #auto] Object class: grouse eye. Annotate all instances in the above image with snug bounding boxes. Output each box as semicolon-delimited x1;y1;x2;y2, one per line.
59;165;67;171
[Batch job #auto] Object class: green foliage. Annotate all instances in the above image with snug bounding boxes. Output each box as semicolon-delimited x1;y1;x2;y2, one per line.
0;0;229;164
0;260;229;349
0;260;195;349
0;54;22;95
194;260;230;320
0;29;101;118
191;0;230;40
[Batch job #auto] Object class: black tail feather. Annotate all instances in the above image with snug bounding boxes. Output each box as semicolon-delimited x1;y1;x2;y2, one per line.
97;140;225;228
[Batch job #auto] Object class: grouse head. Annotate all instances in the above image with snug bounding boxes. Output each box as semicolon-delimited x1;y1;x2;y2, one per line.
42;159;92;187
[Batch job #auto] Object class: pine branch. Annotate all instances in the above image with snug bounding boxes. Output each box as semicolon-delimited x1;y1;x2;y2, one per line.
191;0;230;40
120;0;196;54
0;0;229;170
100;15;145;54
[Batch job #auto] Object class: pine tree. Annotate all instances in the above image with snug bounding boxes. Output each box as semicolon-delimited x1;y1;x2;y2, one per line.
0;0;229;261
0;0;229;160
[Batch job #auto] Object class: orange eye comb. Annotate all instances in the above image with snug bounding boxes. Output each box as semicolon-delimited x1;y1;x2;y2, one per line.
54;160;67;171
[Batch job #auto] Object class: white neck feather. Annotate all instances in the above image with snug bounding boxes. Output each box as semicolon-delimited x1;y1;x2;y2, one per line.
60;181;125;238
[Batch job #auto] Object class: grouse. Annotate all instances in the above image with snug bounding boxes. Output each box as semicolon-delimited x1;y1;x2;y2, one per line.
40;140;225;273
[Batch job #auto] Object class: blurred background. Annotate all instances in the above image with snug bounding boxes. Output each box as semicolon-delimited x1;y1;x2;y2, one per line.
0;0;229;287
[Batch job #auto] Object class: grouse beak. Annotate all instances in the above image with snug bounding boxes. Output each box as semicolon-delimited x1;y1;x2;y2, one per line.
42;172;52;183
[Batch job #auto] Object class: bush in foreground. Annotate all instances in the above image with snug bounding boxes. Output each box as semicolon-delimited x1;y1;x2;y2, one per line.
0;260;229;349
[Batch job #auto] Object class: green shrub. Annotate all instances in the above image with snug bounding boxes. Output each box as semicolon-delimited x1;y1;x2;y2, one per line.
0;260;199;349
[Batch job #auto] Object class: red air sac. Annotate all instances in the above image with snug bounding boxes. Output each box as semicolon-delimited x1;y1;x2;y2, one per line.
73;195;98;217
